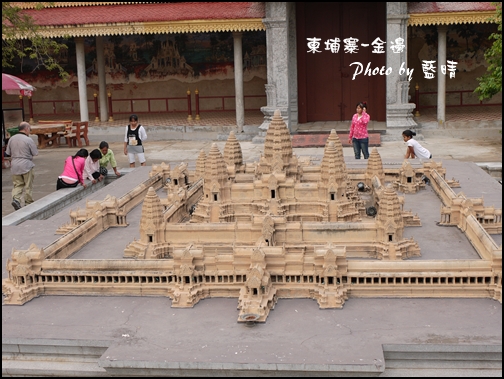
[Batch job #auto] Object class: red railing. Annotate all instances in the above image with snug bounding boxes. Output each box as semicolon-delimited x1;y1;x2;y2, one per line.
2;98;95;117
110;96;188;115
2;101;19;108
3;93;267;120
415;88;502;114
197;94;266;112
2;98;95;123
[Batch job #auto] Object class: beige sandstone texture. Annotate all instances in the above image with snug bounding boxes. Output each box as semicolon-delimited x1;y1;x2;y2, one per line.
2;110;502;324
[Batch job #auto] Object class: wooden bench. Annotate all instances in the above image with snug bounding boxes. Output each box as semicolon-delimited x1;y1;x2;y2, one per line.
37;120;73;146
31;124;66;148
66;121;90;148
37;120;89;148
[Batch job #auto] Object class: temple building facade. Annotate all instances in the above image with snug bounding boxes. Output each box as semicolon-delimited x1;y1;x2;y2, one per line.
2;2;500;134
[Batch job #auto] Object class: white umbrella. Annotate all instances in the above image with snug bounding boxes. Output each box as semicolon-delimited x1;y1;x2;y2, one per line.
2;73;36;96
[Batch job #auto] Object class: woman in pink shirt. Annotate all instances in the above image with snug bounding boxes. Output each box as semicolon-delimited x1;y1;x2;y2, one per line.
348;102;370;159
56;148;88;190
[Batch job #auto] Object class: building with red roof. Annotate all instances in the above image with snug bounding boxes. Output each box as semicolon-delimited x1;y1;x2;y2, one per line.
2;2;501;133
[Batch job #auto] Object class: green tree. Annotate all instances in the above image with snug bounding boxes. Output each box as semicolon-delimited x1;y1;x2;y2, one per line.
2;2;69;80
474;2;502;100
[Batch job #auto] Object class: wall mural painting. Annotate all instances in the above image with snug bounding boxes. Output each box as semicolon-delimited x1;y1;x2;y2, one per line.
6;31;267;89
406;22;504;109
414;23;494;72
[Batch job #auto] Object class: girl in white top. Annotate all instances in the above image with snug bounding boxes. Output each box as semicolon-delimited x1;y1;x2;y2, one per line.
403;129;432;160
123;114;148;168
83;148;105;184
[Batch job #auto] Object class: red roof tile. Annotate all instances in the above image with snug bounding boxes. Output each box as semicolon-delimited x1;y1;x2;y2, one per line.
19;2;265;27
408;2;497;14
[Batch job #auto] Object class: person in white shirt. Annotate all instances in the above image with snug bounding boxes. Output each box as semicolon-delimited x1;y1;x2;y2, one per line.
83;149;104;184
123;114;147;168
403;129;432;160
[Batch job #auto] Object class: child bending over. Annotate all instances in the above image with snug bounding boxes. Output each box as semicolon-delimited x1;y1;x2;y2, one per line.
402;130;432;160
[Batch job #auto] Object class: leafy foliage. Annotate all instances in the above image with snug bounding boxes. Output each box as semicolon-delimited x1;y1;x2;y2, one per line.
2;2;69;80
475;2;502;100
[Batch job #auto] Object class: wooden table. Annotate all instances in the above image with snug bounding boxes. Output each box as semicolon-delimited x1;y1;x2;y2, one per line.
30;124;66;149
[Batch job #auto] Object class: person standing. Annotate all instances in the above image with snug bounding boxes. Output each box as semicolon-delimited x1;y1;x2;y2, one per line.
348;102;370;159
99;141;121;177
6;122;38;210
123;114;147;168
402;130;432;160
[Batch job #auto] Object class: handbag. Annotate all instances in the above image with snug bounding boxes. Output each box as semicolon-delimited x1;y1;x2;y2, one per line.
71;157;81;184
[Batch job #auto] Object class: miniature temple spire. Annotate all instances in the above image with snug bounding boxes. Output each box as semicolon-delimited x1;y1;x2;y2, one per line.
325;129;346;171
223;130;243;170
321;141;346;185
139;187;165;244
263;109;293;165
205;143;228;185
195;149;206;180
366;148;384;183
376;184;404;241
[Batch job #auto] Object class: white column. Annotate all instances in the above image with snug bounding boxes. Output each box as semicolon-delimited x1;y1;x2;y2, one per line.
437;25;448;125
256;2;290;140
96;36;108;122
233;32;244;133
385;2;416;129
75;37;89;122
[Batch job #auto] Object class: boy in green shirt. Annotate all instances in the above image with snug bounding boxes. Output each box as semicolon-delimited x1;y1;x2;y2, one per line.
99;141;121;177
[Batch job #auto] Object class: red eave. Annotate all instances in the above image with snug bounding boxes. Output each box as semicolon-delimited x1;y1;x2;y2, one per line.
19;2;265;27
408;2;497;14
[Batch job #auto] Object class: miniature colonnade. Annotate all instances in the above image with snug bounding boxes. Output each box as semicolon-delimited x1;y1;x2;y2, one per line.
3;110;502;323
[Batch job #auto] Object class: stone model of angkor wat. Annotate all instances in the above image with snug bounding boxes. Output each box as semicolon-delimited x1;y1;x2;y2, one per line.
3;110;502;323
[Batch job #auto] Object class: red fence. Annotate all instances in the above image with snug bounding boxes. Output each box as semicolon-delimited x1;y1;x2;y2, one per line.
2;98;94;122
3;93;267;121
414;87;502;114
197;95;266;112
110;96;188;115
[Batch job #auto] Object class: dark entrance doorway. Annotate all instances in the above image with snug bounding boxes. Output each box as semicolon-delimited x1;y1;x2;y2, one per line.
296;2;386;123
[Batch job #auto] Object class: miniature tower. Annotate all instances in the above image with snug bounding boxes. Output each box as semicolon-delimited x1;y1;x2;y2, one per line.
195;149;206;181
139;187;165;244
365;148;385;185
376;184;404;243
325;129;346;171
223;130;243;173
192;143;230;222
320;141;346;197
259;109;299;178
324;129;363;211
320;140;360;222
124;186;167;259
263;110;293;167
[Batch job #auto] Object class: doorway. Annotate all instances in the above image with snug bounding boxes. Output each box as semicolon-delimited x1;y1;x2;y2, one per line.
296;2;386;122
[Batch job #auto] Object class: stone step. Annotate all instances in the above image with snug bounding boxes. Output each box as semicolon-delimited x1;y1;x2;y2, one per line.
383;344;502;369
380;368;503;377
3;340;502;376
2;360;108;377
2;338;110;377
476;162;502;181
